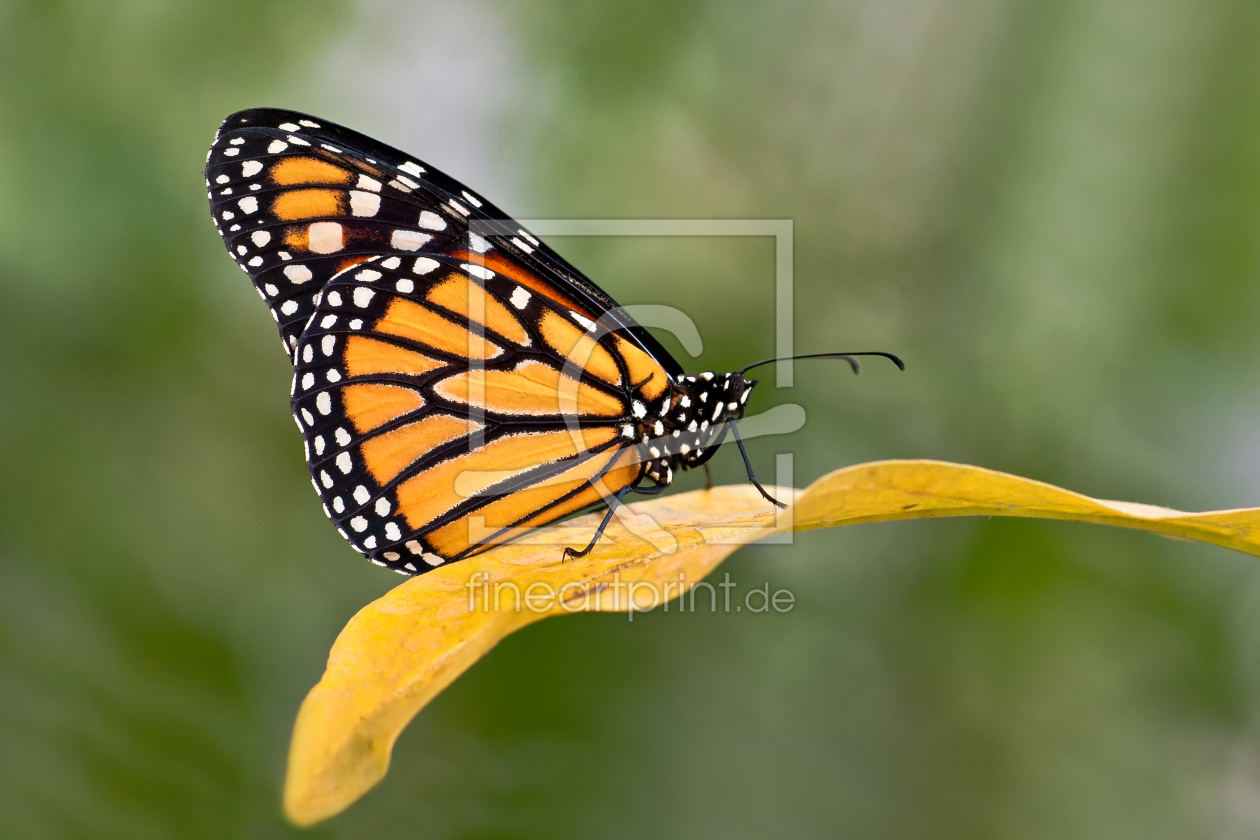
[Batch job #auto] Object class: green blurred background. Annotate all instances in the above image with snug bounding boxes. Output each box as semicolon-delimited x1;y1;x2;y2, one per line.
4;0;1260;836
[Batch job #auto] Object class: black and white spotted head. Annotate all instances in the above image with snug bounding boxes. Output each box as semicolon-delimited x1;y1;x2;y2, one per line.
637;370;756;485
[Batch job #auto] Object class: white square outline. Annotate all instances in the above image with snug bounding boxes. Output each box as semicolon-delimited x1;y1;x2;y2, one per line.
461;218;797;548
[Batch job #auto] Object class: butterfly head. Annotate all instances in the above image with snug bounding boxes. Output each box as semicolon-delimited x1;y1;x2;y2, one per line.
639;371;755;485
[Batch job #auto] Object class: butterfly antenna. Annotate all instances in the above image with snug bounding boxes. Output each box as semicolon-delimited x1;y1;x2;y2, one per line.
738;351;905;377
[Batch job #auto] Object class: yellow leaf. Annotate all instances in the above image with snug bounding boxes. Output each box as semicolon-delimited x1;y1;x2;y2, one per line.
283;459;1260;825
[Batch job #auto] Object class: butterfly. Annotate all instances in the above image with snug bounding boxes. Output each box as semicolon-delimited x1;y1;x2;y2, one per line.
205;108;902;576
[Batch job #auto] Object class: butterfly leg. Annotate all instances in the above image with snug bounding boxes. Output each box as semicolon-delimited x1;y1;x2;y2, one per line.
562;485;634;562
703;463;713;491
628;482;668;496
730;421;788;509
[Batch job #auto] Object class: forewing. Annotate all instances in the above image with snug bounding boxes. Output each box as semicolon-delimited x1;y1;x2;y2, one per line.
205;107;681;377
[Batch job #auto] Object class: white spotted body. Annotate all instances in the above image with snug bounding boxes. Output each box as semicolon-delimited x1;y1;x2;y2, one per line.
636;371;755;487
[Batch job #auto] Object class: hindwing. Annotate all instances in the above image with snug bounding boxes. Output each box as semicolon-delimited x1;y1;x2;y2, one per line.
290;255;652;573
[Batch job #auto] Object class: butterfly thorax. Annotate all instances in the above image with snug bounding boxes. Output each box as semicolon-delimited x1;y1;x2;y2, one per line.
638;371;755;487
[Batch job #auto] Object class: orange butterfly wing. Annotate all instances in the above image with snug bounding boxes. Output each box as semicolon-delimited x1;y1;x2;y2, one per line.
291;257;647;573
205;108;680;377
207;109;684;575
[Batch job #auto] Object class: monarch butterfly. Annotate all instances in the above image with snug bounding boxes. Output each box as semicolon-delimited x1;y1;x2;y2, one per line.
206;108;901;576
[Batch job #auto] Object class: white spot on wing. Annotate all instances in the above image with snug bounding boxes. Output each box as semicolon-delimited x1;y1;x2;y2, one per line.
391;230;432;251
267;140;288;153
242;160;263;177
308;221;344;254
357;174;381;192
399;161;425;177
350;190;381;217
285;264;313;284
237;196;258;214
417;211;446;231
413;257;439;274
316;392;332;415
353;287;375;308
509;287;530;309
251;230;271;247
335;452;353;474
396;278;414;293
280;300;298;316
462;263;494;280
